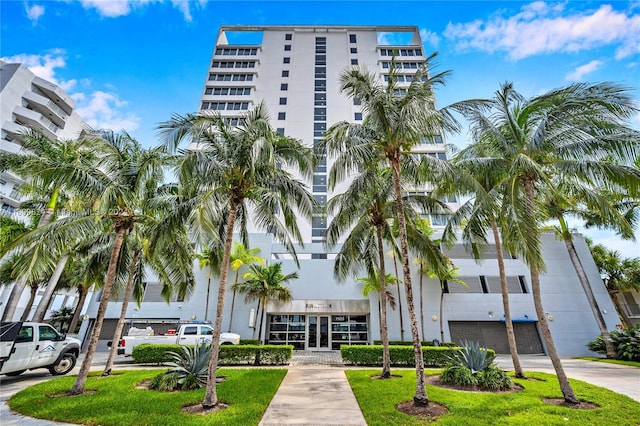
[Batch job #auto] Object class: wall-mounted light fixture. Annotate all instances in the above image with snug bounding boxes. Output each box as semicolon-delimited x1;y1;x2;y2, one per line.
431;315;437;321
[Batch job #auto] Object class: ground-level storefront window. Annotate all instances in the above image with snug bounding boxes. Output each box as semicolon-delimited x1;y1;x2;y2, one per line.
267;313;368;350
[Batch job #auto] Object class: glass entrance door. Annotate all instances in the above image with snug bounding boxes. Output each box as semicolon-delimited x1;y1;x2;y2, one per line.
307;315;330;350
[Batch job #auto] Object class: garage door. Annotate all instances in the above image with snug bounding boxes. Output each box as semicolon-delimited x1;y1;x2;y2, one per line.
448;321;544;354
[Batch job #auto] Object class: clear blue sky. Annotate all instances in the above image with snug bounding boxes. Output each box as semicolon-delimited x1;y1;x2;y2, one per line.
1;0;639;257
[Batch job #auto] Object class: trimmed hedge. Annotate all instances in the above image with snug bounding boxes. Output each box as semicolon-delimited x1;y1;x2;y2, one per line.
340;345;496;367
373;340;457;347
131;344;293;365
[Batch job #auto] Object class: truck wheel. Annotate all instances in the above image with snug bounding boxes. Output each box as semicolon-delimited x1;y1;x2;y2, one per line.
49;353;76;375
5;370;26;376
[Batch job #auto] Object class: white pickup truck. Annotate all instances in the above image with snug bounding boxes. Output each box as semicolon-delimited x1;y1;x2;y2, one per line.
0;322;81;376
113;324;240;356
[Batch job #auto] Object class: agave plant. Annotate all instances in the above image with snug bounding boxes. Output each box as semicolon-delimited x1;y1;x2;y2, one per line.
150;342;211;391
448;340;496;374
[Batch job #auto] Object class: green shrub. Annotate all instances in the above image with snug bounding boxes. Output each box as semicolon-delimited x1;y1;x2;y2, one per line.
131;343;293;365
340;345;480;367
587;325;640;361
440;341;512;391
148;343;212;391
132;344;181;364
373;340;456;346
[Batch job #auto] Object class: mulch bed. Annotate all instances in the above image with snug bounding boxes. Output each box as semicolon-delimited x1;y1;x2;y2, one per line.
182;402;229;415
542;398;599;409
396;400;448;418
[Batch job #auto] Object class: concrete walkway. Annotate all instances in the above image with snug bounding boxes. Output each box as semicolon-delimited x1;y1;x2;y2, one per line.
2;351;640;426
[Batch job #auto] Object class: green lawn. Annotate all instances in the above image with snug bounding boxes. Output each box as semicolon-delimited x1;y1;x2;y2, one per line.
577;357;640;368
9;369;286;426
345;369;640;426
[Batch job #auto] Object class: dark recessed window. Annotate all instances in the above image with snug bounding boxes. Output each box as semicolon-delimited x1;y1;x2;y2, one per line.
281;83;288;90
283;57;290;64
351;59;358;65
353;98;361;105
285;33;292;40
350;47;357;54
282;70;289;77
276;128;285;135
278;112;286;120
354;112;362;121
279;97;287;105
349;34;357;43
284;45;291;51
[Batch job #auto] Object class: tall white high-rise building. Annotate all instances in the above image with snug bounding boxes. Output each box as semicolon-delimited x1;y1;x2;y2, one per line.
83;26;620;356
0;60;88;218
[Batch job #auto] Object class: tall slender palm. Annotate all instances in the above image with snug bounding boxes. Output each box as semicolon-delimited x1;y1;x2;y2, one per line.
228;242;263;332
441;157;527;378
0;130;98;322
195;246;222;322
159;102;315;409
456;81;640;404
322;56;460;405
424;258;466;344
589;242;640;327
234;262;296;342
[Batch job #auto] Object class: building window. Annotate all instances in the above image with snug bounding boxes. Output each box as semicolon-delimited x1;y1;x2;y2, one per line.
279;97;287;105
349;34;357;43
282;70;289;77
351;59;358;65
276;128;285;135
350;47;357;54
283;57;290;64
284;44;291;51
354;112;362;121
281;83;288;90
518;276;528;293
353;98;361;105
314;93;326;105
285;33;292;40
278;112;286;120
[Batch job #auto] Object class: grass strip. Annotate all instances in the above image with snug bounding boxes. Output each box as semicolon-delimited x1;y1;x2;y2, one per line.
9;369;286;426
345;369;640;425
577;357;640;368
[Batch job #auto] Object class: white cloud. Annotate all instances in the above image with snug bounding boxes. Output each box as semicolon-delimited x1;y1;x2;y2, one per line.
444;2;640;60
75;90;141;132
420;28;440;48
77;0;207;21
565;59;603;81
25;3;45;24
2;51;140;133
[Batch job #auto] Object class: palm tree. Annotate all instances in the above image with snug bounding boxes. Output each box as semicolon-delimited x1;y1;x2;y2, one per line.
22;130;172;395
195;246;222;322
589;242;640;327
424;257;466;344
456;81;640;404
0;130;98;322
159;102;315;409
47;306;74;332
234;262;296;342
322;56;460;406
228;242;263;332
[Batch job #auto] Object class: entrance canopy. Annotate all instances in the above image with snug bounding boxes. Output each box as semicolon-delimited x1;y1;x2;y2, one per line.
267;299;369;314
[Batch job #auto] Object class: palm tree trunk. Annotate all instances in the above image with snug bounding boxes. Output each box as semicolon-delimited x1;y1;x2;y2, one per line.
19;285;39;322
390;157;427;406
203;202;237;409
103;250;139;376
491;221;525;378
524;179;578;404
258;296;266;343
70;225;127;395
227;270;240;331
419;262;425;343
1;197;58;322
376;226;391;378
439;280;445;343
204;275;211;321
67;285;88;334
558;216;616;358
33;256;69;322
608;290;631;327
391;253;405;341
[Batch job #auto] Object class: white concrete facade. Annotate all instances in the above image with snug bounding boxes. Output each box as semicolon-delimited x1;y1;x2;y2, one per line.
81;26;619;357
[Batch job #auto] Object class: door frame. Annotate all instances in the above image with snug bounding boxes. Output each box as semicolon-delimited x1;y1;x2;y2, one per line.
306;314;331;351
